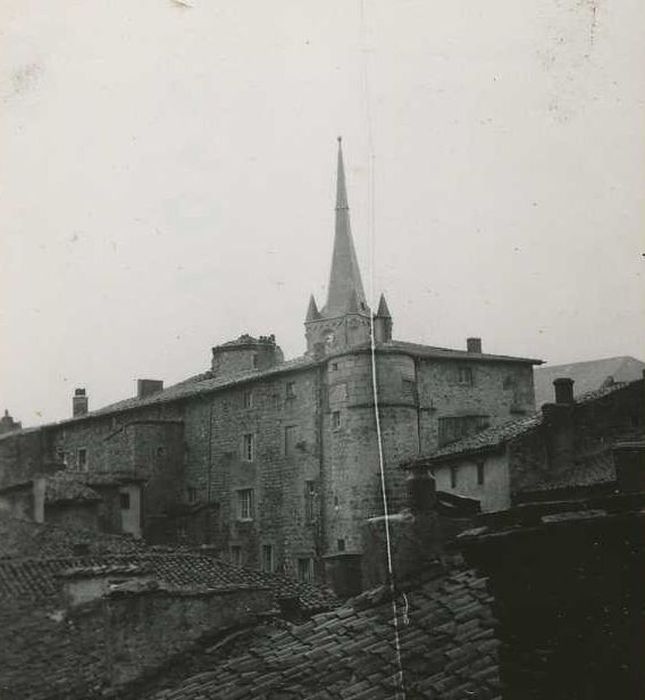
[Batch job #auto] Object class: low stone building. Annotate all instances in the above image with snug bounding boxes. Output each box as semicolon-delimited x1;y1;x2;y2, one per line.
404;377;644;510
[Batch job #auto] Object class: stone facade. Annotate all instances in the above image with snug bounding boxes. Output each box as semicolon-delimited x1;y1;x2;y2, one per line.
410;377;644;512
3;142;539;581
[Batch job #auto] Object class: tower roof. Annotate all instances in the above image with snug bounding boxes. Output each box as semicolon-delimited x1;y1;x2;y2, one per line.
323;138;368;317
376;293;391;318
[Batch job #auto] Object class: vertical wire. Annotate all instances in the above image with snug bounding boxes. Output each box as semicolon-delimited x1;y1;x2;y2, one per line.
360;1;406;697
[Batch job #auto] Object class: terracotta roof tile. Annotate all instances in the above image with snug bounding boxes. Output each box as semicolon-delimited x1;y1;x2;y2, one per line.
153;567;499;699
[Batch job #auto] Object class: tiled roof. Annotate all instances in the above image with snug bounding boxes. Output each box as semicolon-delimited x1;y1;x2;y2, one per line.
407;380;639;465
0;513;146;559
518;451;617;493
44;473;103;504
154;566;500;700
534;356;645;406
0;550;337;612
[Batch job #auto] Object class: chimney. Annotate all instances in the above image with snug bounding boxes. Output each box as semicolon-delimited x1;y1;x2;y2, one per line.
72;388;88;417
553;377;574;404
137;379;164;399
466;337;482;354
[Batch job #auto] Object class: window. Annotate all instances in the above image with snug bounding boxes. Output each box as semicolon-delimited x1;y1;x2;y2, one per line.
237;489;254;520
119;492;130;509
457;366;474;386
331;362;339;371
284;425;297;456
242;433;254;461
450;466;458;489
243;390;253;409
331;411;341;430
261;544;274;573
438;415;490;447
297;557;313;582
337;538;346;552
187;487;198;503
230;545;242;567
402;378;416;401
304;480;317;523
77;448;87;471
286;381;296;399
56;449;66;466
252;353;258;369
477;461;485;486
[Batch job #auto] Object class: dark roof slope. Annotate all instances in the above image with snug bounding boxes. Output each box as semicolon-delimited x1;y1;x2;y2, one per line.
534;356;644;406
154;566;500;700
0;512;146;559
407;380;637;465
0;549;337;612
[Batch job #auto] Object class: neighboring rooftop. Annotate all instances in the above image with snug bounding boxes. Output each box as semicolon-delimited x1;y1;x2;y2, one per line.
406;379;640;465
534;356;644;406
154;565;500;700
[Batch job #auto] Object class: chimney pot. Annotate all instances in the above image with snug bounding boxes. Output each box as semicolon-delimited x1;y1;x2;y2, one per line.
137;379;164;399
72;388;89;417
553;377;574;404
406;466;437;513
467;337;482;354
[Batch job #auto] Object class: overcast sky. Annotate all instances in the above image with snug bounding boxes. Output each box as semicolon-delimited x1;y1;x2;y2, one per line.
1;0;643;427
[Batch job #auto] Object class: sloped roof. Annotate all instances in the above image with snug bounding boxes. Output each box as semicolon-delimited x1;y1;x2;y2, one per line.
44;473;103;504
154;566;500;700
406;380;639;466
0;551;337;612
534;356;644;406
0;512;146;560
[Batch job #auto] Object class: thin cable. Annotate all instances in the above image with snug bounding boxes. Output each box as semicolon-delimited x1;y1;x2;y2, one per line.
360;1;406;697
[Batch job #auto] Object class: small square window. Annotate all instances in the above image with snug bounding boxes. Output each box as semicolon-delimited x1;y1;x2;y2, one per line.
243;390;253;409
77;448;88;471
119;492;130;509
331;362;339;371
237;489;254;520
477;462;485;486
242;433;254;461
230;545;242;567
286;381;296;399
261;544;274;573
304;480;317;523
297;557;313;582
331;411;341;430
457;366;474;386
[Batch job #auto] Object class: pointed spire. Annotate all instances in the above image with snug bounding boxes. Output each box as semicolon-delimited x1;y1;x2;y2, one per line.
376;293;391;318
306;294;320;321
325;137;368;316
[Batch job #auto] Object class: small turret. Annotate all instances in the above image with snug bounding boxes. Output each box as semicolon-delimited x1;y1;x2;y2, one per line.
305;295;320;322
372;293;393;343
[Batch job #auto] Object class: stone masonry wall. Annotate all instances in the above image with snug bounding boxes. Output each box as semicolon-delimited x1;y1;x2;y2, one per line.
0;587;271;699
182;367;323;575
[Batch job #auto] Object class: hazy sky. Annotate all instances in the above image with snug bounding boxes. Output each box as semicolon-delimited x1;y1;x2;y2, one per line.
1;0;643;427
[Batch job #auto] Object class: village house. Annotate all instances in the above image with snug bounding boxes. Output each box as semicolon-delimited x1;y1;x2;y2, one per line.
404;375;644;511
0;140;540;582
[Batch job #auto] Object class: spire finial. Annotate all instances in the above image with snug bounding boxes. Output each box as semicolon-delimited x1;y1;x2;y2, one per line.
324;139;367;316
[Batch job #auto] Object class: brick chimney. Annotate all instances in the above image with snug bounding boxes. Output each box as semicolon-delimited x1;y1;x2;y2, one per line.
467;337;482;354
72;388;88;417
553;377;574;404
137;379;164;399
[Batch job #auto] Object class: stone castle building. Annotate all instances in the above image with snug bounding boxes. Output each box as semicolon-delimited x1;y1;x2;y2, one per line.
0;140;540;581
